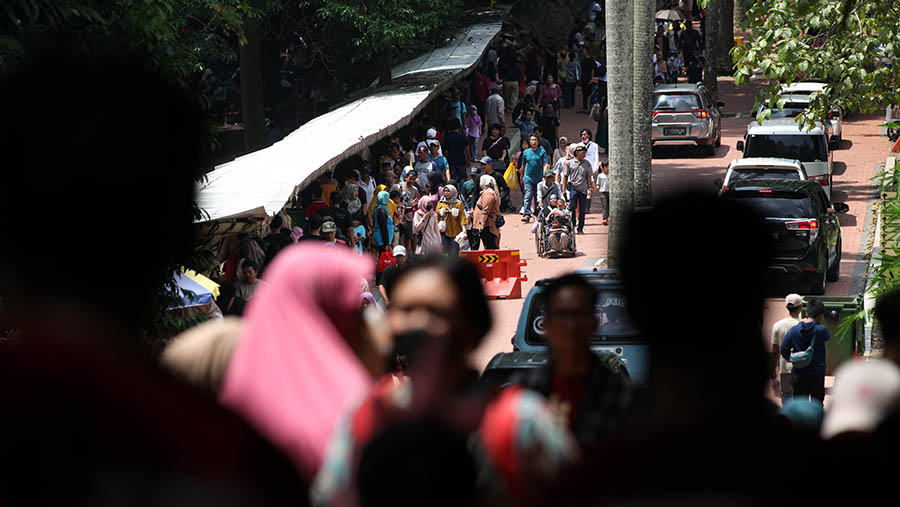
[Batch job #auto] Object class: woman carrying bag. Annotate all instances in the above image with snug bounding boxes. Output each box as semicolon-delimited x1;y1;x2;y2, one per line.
473;175;502;249
436;184;468;256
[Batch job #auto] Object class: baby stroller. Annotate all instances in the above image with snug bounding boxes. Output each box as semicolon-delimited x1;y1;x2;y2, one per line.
534;205;577;258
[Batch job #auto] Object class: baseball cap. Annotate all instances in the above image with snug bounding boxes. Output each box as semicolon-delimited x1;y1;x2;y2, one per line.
574;144;587;152
426;128;437;139
470;166;482;175
321;221;337;233
479;156;492;164
543;169;555;178
821;361;900;439
785;293;803;309
392;245;407;257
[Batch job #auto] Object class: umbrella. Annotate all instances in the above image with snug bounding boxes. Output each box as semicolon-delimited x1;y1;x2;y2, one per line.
170;270;215;309
655;9;684;21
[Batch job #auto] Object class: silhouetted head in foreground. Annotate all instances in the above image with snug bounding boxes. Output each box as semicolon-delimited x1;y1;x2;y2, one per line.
621;190;772;412
0;49;207;335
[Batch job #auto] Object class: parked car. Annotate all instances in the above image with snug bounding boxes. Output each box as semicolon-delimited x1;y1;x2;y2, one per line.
714;157;808;195
736;119;834;200
651;83;724;156
780;81;843;144
721;179;848;294
481;269;649;385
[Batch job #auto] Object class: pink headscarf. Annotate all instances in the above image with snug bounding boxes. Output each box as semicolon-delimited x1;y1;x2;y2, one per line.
417;193;438;212
220;243;374;480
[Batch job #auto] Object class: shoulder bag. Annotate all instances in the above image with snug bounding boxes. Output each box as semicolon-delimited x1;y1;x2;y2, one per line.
789;332;819;369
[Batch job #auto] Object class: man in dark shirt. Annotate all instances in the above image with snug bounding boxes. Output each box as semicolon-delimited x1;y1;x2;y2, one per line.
442;118;469;184
781;298;831;402
579;49;597;112
300;214;325;242
377;245;407;307
513;274;631;448
499;50;521;113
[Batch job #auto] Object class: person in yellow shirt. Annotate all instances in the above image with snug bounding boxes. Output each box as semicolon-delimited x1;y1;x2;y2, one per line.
436;184;467;256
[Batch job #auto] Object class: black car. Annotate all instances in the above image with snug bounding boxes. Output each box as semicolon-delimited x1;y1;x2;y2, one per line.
721;179;848;294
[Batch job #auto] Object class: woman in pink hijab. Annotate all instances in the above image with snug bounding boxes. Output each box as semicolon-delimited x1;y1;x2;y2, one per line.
220;243;384;481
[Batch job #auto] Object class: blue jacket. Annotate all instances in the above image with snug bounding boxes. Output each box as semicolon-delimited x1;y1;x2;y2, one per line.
781;320;830;376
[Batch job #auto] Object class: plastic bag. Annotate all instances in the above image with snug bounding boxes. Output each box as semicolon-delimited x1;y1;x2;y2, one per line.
504;162;519;190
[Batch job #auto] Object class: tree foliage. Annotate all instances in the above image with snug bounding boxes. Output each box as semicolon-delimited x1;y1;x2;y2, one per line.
733;0;900;127
316;0;460;63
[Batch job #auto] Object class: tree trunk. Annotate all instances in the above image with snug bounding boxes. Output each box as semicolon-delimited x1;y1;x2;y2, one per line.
703;0;719;101
377;47;392;87
239;19;267;153
733;0;747;28
718;0;734;74
633;0;653;208
606;0;634;268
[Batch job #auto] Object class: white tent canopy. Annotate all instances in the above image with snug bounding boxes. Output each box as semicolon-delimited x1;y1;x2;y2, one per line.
196;9;506;223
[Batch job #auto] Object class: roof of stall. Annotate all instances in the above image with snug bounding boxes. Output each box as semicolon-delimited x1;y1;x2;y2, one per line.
196;7;507;223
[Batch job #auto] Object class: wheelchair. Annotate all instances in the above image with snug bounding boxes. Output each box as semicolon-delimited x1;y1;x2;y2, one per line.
534;205;577;258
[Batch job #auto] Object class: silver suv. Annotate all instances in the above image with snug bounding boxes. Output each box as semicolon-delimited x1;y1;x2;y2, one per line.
651;83;724;156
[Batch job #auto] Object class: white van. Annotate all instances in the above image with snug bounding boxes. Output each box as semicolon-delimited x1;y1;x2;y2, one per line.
736;119;833;199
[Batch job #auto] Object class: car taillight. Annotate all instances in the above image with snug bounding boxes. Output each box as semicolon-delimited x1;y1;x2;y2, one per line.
692;110;708;119
827;111;833;120
786;219;819;243
809;175;829;187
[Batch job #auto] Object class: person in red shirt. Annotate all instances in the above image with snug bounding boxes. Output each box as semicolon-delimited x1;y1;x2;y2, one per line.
305;186;328;219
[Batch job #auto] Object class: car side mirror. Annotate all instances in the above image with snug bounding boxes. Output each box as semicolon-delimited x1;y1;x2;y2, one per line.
736;140;745;151
712;178;724;188
832;202;850;214
717;101;725;108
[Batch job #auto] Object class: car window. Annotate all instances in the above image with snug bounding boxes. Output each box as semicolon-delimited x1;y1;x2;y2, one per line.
525;287;640;345
653;93;701;111
744;134;828;162
729;168;801;182
724;192;815;218
769;103;808;118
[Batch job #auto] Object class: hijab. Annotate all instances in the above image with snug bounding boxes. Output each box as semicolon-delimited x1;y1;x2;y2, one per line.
374;190;391;215
418;193;438;213
360;292;381;312
441;184;459;205
220;244;374;480
480;174;496;192
341;183;361;215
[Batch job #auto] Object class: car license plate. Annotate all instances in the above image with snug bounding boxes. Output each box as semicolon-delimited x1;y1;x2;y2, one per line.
663;127;686;136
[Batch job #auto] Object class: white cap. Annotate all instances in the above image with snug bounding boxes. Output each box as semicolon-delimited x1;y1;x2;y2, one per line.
821;361;900;439
392;245;407;257
426;128;437;139
785;293;803;309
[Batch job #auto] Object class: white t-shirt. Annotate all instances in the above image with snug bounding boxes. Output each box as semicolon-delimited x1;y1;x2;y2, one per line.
595;171;609;192
771;316;800;374
359;177;376;209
